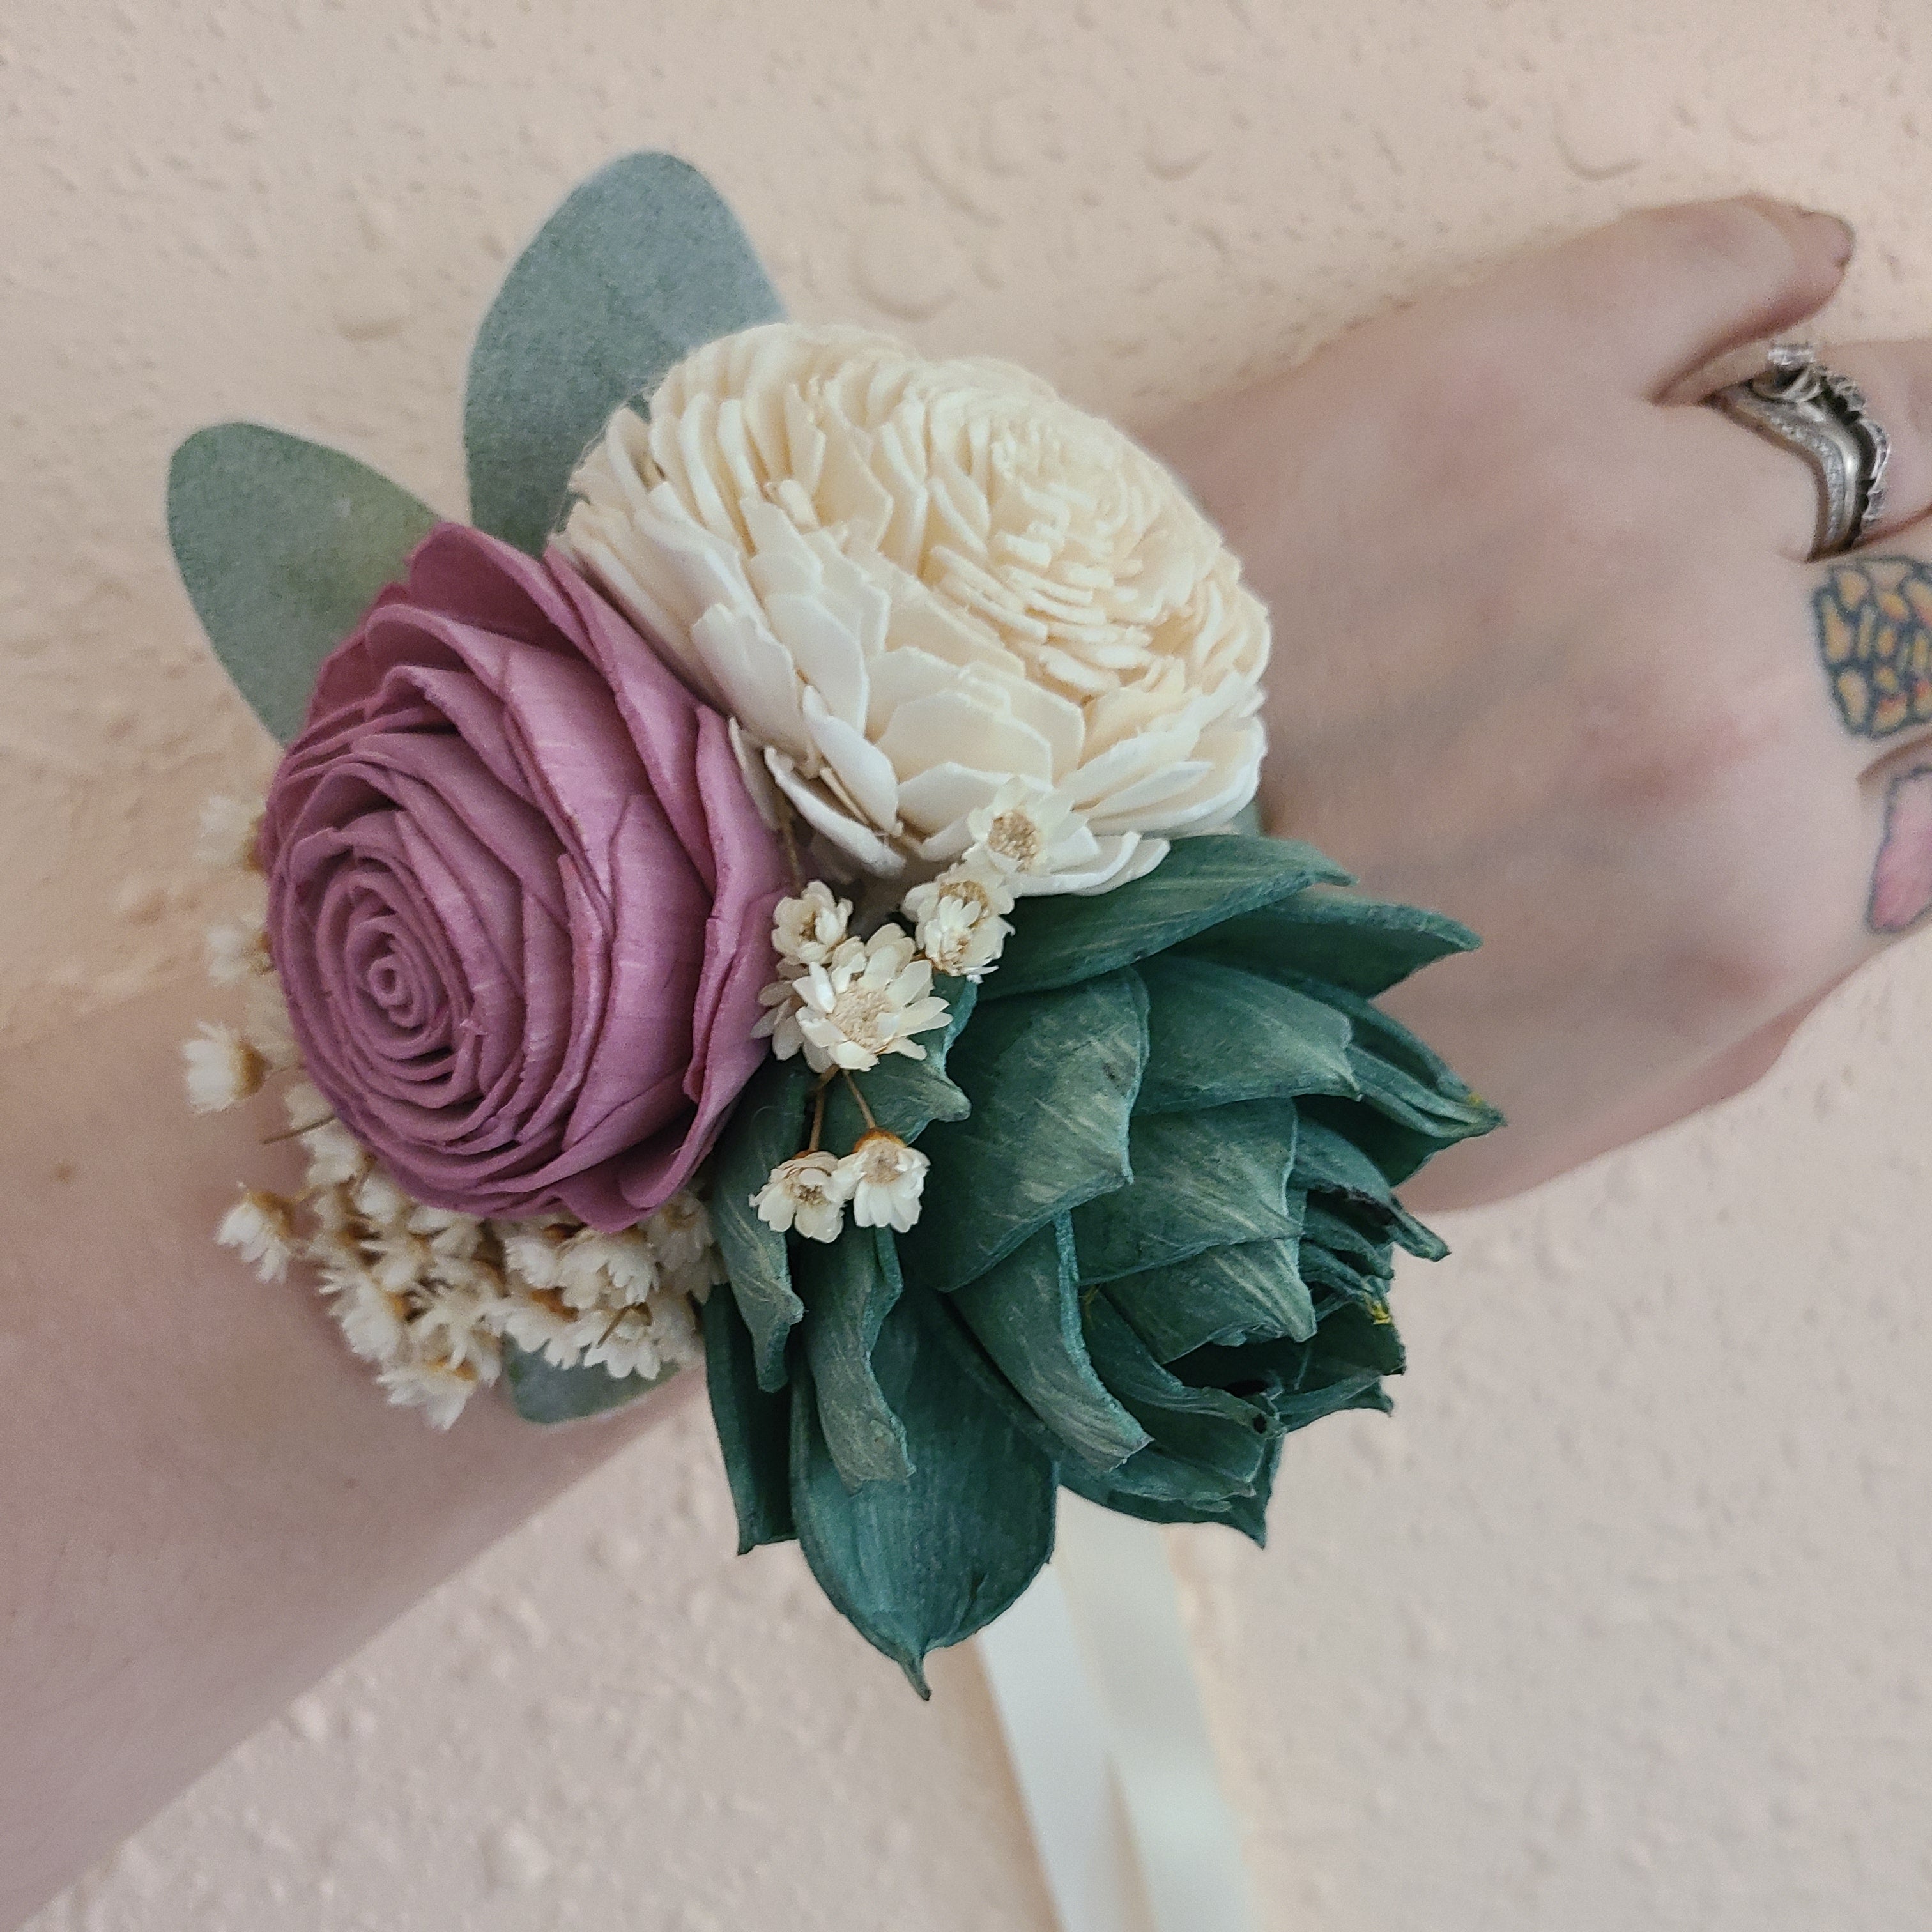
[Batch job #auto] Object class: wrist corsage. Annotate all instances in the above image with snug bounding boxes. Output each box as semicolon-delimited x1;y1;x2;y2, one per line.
174;154;1499;1689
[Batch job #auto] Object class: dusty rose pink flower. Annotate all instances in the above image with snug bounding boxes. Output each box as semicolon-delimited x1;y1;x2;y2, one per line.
259;524;788;1230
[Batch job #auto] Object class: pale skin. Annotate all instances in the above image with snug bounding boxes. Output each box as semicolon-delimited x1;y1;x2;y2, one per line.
4;194;1928;1922
1149;194;1932;1206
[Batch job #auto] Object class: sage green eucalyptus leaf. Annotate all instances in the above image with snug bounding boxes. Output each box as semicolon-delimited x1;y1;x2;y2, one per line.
1292;1117;1447;1261
821;976;976;1154
1179;887;1479;997
789;1287;1057;1696
1070;1098;1302;1284
902;970;1147;1292
464;151;784;556
797;1227;914;1491
709;1051;816;1391
703;1288;795;1551
1075;1298;1275;1508
503;1342;668;1425
1102;1230;1315;1363
1134;954;1357;1115
987;836;1350;1000
167;424;438;746
951;1220;1150;1471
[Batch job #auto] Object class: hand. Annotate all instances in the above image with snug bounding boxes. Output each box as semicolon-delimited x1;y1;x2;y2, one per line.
1150;195;1928;1208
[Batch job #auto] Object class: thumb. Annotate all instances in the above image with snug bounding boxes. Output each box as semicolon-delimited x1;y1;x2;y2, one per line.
1471;195;1854;400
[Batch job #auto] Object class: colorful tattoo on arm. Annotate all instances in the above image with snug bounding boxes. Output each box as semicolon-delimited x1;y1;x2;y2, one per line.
1869;762;1932;934
1813;557;1932;739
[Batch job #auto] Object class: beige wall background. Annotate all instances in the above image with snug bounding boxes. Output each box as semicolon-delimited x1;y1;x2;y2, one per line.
8;1;1932;1926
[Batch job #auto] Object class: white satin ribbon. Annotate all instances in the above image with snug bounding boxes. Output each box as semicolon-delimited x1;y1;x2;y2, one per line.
978;1495;1255;1932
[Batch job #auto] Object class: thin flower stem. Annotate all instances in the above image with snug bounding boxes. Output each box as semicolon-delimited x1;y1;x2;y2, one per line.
806;1073;832;1153
774;797;806;893
261;1114;337;1144
839;1070;878;1133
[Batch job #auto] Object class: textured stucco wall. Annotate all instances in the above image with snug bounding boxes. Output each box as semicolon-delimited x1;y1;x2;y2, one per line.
9;1;1932;1927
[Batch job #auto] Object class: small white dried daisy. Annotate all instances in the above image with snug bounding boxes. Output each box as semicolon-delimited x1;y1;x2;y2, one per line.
645;1190;719;1288
833;1131;931;1234
240;971;300;1070
902;851;1016;980
406;1203;486;1262
966;780;1086;889
334;1273;408;1363
195;794;264;873
555;1228;659;1311
351;1167;411;1231
184;1020;268;1114
752;971;810;1061
591;1289;703;1381
409;1286;507;1383
499;1287;606;1367
205;918;272;987
753;1150;847;1243
581;1306;666;1381
793;924;951;1073
377;1353;482;1431
215;1186;297;1282
368;1229;436;1295
308;1181;359;1239
281;1084;367;1189
751;974;803;1053
773;880;852;969
500;1223;569;1293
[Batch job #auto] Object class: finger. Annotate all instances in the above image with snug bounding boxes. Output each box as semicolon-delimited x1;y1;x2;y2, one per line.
1703;339;1932;561
1468;195;1853;401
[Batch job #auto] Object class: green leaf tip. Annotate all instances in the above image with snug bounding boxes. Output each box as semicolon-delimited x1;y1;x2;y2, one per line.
503;1341;671;1424
464;151;785;557
166;423;436;746
987;834;1351;1000
788;1287;1055;1690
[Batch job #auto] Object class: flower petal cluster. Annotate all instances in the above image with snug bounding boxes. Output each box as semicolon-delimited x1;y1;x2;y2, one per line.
793;924;949;1073
838;1130;930;1233
705;837;1504;1685
257;525;788;1231
564;324;1270;895
752;1151;845;1243
185;1021;268;1114
901;852;1015;981
751;1131;930;1245
204;1056;717;1427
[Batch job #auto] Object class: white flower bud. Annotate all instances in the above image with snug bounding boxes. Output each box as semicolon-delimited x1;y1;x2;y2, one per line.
753;1151;847;1244
215;1186;296;1282
195;794;264;873
832;1131;931;1234
184;1022;268;1114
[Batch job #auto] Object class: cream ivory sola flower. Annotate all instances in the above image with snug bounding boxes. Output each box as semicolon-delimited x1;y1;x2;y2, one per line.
564;325;1270;894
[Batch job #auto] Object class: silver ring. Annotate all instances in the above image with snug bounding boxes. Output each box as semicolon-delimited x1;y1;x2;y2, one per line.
1705;342;1890;559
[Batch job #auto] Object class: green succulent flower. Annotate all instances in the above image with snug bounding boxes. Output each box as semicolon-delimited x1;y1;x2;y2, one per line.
702;836;1501;1691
